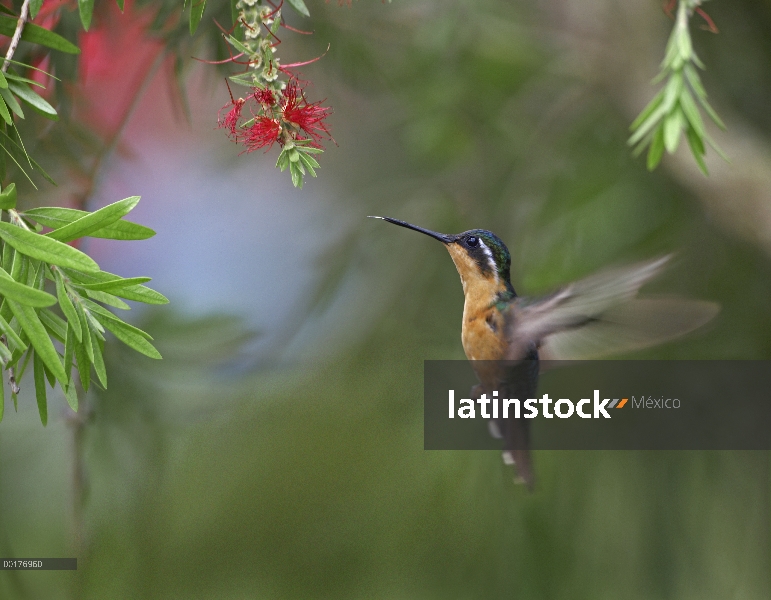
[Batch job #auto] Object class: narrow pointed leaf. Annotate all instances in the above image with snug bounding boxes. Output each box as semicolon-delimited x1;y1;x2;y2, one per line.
0;96;12;125
73;335;90;392
7;81;57;120
30;0;44;18
647;125;666;171
0;267;56;306
39;308;66;343
91;331;107;387
22;206;155;240
45;196;140;242
74;301;93;364
63;380;78;412
286;0;310;17
87;303;152;340
84;289;130;309
76;276;151;292
64;323;74;386
0;222;98;271
8;300;66;384
190;0;206;34
55;272;81;341
0;18;80;54
66;269;168;304
33;352;47;425
0;312;26;351
663;109;684;154
78;0;95;30
102;317;161;359
0;87;23;119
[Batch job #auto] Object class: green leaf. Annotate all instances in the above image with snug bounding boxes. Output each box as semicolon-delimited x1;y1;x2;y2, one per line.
629;89;665;132
679;88;706;139
226;35;252;57
45;196;140;242
55;271;81;341
73;333;90;392
0;368;4;421
30;0;44;19
4;73;47;88
22;206;155;240
33;351;47;426
8;300;66;384
102;317;161;359
87;302;152;340
647;125;665;171
63;380;78;412
78;0;95;30
0;222;98;271
190;0;206;34
286;0;310;17
7;81;57;120
0;337;10;364
0;87;23;119
76;276;151;292
39;308;67;343
83;289;130;310
64;323;74;386
0;70;8;90
0;18;80;54
65;269;168;304
74;301;93;365
0;266;56;307
91;330;107;386
0;182;16;209
0;312;26;351
686;126;708;176
698;96;726;131
116;0;125;11
0;95;12;125
663;108;684;154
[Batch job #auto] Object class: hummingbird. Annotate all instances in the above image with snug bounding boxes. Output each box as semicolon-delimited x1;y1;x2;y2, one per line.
370;216;718;490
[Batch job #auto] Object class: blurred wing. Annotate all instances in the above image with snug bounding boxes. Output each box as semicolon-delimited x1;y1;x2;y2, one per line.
538;297;719;360
503;256;718;360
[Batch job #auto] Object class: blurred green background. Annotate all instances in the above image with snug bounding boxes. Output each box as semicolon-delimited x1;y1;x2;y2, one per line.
1;0;769;598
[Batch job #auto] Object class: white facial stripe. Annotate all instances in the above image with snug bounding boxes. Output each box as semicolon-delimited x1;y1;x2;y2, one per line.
478;239;498;282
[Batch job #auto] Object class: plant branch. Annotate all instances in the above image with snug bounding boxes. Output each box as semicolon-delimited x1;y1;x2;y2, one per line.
2;0;31;74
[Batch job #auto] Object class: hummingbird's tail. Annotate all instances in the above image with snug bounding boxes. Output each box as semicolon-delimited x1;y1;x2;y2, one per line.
502;448;535;492
498;417;535;491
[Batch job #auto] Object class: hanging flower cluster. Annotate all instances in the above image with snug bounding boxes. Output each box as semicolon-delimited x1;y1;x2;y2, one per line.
215;0;332;188
219;80;331;154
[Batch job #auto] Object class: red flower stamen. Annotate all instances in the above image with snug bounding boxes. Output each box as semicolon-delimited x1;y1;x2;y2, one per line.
244;117;281;152
280;81;332;146
218;97;246;137
253;88;276;106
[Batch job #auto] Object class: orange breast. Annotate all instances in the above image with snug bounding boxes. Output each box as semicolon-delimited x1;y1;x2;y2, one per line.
461;306;506;361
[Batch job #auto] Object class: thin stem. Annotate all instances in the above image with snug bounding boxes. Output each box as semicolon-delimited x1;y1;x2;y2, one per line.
2;0;31;74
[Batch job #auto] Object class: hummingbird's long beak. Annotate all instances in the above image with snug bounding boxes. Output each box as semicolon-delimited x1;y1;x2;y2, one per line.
368;216;453;243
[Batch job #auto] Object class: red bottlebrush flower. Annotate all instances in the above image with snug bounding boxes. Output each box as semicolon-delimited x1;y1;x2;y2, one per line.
244;117;281;152
218;97;245;137
280;81;332;146
253;88;276;106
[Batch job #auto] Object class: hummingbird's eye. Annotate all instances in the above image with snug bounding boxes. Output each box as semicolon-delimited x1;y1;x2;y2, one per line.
466;236;479;247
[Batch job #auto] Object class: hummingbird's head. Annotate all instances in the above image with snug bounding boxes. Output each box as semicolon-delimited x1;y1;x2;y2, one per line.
369;216;515;299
